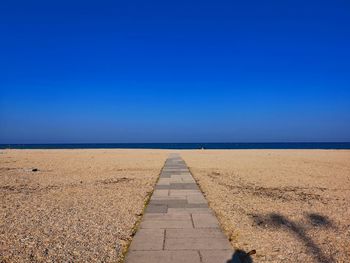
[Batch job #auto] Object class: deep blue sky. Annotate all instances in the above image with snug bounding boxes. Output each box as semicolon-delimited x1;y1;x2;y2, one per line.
1;0;350;143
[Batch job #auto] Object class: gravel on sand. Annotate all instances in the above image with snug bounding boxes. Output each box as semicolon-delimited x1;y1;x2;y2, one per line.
0;149;168;262
182;150;350;263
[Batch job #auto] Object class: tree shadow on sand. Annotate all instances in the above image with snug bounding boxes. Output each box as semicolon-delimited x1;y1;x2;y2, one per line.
251;212;335;263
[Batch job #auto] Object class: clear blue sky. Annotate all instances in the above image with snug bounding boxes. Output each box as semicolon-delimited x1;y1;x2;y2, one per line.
1;0;350;143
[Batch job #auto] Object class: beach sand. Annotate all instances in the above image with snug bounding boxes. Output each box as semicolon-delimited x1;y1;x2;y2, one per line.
1;149;349;263
0;149;168;262
181;150;350;263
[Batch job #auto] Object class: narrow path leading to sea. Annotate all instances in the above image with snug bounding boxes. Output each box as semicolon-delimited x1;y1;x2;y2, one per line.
125;153;234;263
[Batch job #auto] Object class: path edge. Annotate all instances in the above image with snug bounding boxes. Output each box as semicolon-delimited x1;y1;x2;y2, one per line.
119;156;168;263
186;162;235;247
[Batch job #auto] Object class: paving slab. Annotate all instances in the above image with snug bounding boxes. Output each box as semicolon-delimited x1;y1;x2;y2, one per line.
155;185;170;189
143;213;191;221
192;213;220;228
187;195;208;204
129;229;164;251
165;237;232;250
140;220;193;229
145;204;168;213
167;208;212;214
152;189;169;197
125;251;201;263
149;199;188;206
169;189;202;196
169;183;199;189
200;250;234;263
157;178;171;185
150;196;187;201
166;228;226;239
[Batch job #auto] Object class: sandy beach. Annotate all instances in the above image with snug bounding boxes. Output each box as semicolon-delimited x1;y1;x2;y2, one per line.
181;150;350;263
1;149;349;262
0;149;168;262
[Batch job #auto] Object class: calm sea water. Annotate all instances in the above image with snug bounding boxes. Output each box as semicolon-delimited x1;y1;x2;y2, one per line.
1;143;350;149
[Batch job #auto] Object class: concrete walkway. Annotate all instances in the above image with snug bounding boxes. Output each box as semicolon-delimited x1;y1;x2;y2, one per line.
125;154;234;263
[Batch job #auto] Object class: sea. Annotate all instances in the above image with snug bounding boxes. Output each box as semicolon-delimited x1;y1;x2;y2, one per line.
0;143;350;149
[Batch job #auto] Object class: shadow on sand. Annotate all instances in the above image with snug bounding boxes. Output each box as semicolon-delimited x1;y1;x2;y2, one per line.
226;249;256;263
251;212;335;263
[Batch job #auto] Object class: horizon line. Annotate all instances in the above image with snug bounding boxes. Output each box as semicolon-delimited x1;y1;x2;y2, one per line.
1;142;350;145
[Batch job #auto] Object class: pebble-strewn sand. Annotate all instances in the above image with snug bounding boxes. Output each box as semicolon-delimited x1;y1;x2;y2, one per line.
0;149;168;262
181;150;350;263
